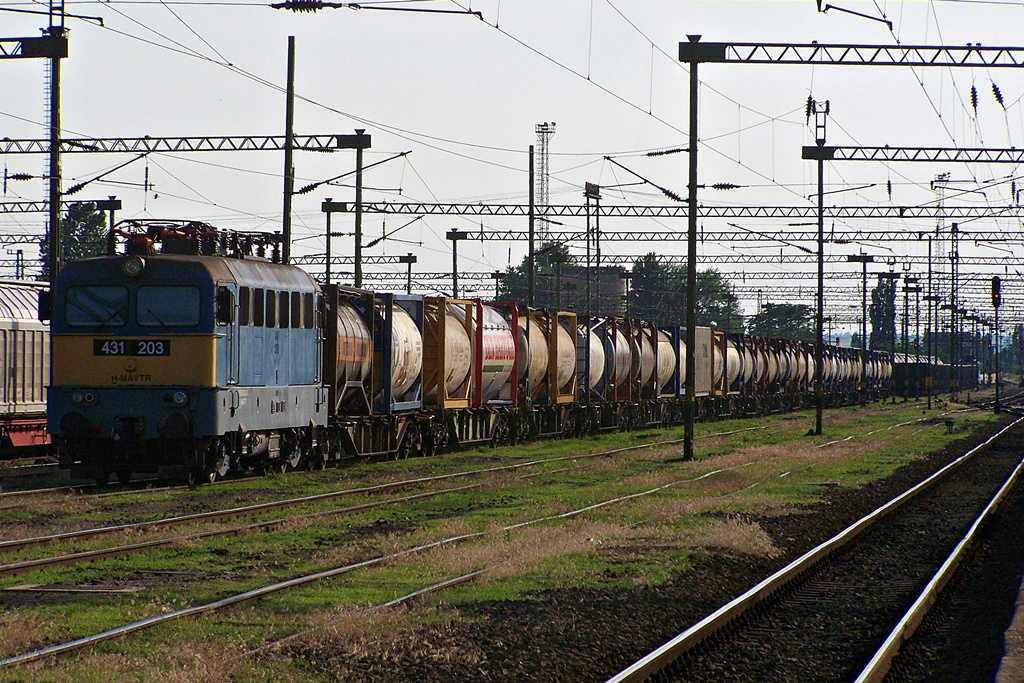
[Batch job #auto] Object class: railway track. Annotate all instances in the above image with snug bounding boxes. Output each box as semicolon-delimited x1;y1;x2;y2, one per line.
608;414;1024;683
0;461;60;481
0;432;776;669
0;413;959;580
0;411;990;673
0;428;771;572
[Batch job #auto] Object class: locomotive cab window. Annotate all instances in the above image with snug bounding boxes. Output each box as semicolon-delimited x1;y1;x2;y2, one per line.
253;289;265;327
138;286;201;327
303;293;314;329
239;287;251;326
279;291;290;329
265;290;277;329
66;286;128;327
291;292;302;329
216;286;235;326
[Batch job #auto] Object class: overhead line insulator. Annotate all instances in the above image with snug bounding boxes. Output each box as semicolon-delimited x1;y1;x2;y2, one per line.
271;0;326;12
993;82;1005;108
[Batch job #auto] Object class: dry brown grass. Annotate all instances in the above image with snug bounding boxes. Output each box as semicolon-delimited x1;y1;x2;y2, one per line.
689;517;781;558
0;613;46;658
282;604;485;675
22;641;260;683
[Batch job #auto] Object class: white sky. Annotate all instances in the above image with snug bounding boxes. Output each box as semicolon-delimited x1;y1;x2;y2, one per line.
3;0;1024;327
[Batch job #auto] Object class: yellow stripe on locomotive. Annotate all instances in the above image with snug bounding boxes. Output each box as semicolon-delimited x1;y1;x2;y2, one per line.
52;335;217;387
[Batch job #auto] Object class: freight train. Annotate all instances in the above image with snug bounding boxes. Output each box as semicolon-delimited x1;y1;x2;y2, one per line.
48;221;898;484
0;281;49;455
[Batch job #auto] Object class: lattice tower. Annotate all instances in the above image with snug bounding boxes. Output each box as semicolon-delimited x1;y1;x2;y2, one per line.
535;122;555;238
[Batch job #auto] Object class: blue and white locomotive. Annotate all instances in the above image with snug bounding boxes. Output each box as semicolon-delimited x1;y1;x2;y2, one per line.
48;222;328;483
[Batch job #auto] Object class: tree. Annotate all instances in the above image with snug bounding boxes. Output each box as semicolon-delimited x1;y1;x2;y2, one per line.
746;302;815;341
39;202;108;280
627;253;684;324
497;249;743;331
495;241;577;310
626;257;743;330
696;268;743;332
868;275;897;351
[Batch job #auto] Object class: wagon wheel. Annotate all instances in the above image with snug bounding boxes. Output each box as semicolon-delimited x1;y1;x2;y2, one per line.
515;411;534;443
561;410;578;439
490;416;511;448
94;469;110;487
396;424;422;460
431;423;450;454
115;469;133;486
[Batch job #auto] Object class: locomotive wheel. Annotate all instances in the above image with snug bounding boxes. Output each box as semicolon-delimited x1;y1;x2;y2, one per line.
310;445;328;471
115;469;132;485
207;442;231;483
94;470;110;487
280;447;303;473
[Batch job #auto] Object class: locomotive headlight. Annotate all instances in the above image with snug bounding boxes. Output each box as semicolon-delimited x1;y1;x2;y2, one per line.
121;255;146;278
171;390;189;406
71;391;97;406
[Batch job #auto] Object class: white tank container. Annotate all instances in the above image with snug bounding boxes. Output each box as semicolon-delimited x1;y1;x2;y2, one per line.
517;316;548;387
712;340;724;389
335;301;372;389
605;326;632;385
780;349;794;383
390;304;422;396
656;330;675;392
742;345;755;385
441;304;472;396
585;326;606;388
767;348;780;384
726;340;743;387
554;323;576;391
676;338;688;386
477;305;516;401
636;330;656;387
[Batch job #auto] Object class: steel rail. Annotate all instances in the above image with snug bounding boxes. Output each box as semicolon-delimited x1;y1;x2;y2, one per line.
0;462;59;478
854;447;1024;682
0;531;487;668
0;427;769;667
5;417;937;669
606;415;1024;683
244;569;488;657
0;429;756;553
0;483;483;578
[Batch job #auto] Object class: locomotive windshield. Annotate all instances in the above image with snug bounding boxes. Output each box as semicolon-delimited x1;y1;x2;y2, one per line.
66;286;128;328
137;286;201;327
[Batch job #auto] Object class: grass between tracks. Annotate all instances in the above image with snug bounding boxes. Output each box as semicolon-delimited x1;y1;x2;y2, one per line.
0;395;1002;681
